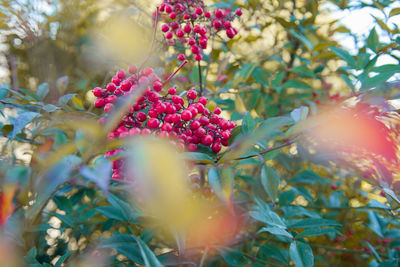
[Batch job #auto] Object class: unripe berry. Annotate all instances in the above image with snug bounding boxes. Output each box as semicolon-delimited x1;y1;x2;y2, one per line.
94;98;105;108
147;118;160;129
187;89;197;100
181;110;192;121
161;24;170;32
93;87;103;97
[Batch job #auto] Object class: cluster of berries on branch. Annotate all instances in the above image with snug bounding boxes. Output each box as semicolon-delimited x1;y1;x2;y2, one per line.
93;64;236;179
157;0;242;61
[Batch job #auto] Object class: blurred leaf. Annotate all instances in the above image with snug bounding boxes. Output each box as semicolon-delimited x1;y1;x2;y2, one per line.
296;227;339;238
79;157;112;195
134;236;162;267
58;94;77;106
11;111;41;138
54;251;72;267
389;7;400;17
289;241;314;267
36;83;49;99
183;152;215;164
261;165;280;202
98;234;143;264
291;106;309;123
287;218;340;229
330;46;355;67
259;227;293;238
366;27;379;52
242;111;255;133
282;80;312;90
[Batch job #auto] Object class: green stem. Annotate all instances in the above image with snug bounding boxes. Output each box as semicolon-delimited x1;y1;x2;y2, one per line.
198;60;203;96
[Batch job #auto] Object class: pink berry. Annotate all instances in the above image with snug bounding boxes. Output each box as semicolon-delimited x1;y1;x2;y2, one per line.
141;128;152;135
181;110;192;121
214;107;222;114
104;103;114;113
187;143;197;152
187;89;197;100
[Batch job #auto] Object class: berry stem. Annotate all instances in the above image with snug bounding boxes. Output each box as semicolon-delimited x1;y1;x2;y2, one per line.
163;60;188;86
198;60;203;96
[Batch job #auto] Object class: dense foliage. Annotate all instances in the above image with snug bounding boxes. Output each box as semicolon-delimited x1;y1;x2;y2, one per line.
1;0;400;266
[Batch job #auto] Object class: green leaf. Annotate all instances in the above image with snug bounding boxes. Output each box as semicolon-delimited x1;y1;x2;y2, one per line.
98;234;143;264
372;64;400;73
291;106;309;123
250;200;286;228
208;166;222;194
0;88;8;100
134;236;163;267
362;72;394;89
58;93;77;106
390;7;400;17
289;241;314;267
287;218;340;229
288;30;314;50
107;193;135;221
259;227;293;238
11;111;41;138
36;83;49;99
183;152;215;164
53;213;75;227
330;46;355;67
366;27;379;52
42;104;60;112
367;210;384;237
261;165;280;201
54;251;72;267
282;80;312;90
80;157;112;195
96;206;127;221
296;227;339;238
242;111;255;133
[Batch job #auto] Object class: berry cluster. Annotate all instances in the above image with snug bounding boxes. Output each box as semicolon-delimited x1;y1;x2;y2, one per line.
93;65;236;179
158;0;242;61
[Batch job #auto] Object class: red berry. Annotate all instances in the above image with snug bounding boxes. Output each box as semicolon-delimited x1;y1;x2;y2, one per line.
194;128;206;137
165;31;173;39
224;21;231;29
213;20;222;30
198;96;207;105
226;28;236;38
210;114;220;124
148;109;158;118
195;7;203;15
172;95;184;105
212;142;222;153
187;143;197;152
168;87;177;95
330;184;338;190
184;24;192;33
156;103;167;113
235;9;243;16
191;45;200;54
106;95;117;103
195;54;203;61
141;128;152;135
201;135;213;146
153;81;163;92
183;13;191;20
165;4;173;13
136;112;147;122
204;11;211;18
187;89;197;100
93;87;103;97
120;80;131;91
176;29;184;37
177;54;186;61
199;116;209;126
161;122;173;132
94;98;105;108
190;120;201;130
147;118;160;129
169;12;176;19
181;110;192;121
188;38;196;45
161;24;170;32
215;9;224;18
107;83;116;92
214;107;222;114
117;69;126;79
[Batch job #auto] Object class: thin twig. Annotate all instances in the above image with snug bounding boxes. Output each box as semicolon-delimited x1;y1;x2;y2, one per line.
198;60;203;96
